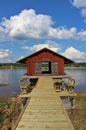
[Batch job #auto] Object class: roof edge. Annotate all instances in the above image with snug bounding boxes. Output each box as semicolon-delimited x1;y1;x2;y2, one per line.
16;47;75;64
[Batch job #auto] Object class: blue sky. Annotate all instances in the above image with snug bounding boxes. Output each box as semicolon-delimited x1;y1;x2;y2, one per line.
0;0;86;63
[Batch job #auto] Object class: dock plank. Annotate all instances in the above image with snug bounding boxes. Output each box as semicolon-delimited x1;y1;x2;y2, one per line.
16;76;74;130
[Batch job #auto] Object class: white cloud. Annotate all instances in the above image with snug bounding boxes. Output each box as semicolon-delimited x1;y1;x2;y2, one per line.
71;0;86;21
81;8;86;17
0;26;8;40
0;9;86;41
77;30;86;41
63;47;86;62
23;43;86;62
22;40;60;53
0;49;12;62
49;27;77;39
16;56;24;62
1;9;53;40
0;9;80;41
72;0;86;8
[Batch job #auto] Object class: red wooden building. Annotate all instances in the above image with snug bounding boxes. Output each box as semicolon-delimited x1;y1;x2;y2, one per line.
17;48;74;76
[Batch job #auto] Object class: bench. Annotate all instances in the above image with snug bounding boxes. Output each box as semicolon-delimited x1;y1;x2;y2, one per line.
54;78;63;92
19;78;31;94
64;77;75;92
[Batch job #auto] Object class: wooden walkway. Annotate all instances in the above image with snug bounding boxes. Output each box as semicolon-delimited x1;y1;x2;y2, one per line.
16;76;74;130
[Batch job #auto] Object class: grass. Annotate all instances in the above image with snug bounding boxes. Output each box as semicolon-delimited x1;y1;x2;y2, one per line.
67;92;86;130
0;96;22;129
0;112;3;124
0;97;12;107
0;97;12;124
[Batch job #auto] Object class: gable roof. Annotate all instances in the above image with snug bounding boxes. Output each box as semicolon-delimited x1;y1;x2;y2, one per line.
16;47;74;64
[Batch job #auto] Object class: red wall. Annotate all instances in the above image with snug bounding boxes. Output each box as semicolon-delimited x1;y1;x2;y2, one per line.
26;51;64;76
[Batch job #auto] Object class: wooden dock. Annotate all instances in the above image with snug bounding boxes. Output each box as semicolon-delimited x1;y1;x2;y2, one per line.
16;76;74;130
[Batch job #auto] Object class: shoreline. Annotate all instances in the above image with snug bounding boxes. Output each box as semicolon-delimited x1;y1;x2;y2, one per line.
0;66;86;69
65;67;86;69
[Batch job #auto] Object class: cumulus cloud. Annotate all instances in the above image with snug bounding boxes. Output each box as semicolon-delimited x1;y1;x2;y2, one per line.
0;9;81;41
0;9;54;40
77;30;86;41
72;0;86;8
49;27;77;39
71;0;86;20
0;26;8;40
63;46;86;62
22;40;60;53
0;49;12;62
16;56;24;61
81;8;86;17
23;42;86;62
0;9;86;41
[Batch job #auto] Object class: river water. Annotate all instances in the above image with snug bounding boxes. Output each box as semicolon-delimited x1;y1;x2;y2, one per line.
0;68;86;97
0;69;26;97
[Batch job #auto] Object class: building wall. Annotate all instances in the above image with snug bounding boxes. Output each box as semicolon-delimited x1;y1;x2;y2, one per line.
26;50;64;76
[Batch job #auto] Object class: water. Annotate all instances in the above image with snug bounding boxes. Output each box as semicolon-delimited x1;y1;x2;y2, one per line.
0;68;26;97
0;68;86;97
65;69;86;92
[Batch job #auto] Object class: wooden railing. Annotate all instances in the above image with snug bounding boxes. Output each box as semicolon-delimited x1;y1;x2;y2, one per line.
54;78;63;92
19;78;31;94
54;77;76;92
64;77;75;92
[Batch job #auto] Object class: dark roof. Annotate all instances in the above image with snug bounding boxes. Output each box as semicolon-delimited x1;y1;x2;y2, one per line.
16;47;74;64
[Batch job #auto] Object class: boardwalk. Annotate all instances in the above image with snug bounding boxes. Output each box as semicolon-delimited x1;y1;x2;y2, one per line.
16;76;74;130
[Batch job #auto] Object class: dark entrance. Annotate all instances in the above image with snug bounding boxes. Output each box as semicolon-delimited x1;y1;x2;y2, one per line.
41;62;51;74
35;61;58;75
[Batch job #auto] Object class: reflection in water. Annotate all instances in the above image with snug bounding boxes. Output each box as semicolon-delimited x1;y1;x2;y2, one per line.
0;68;86;97
0;69;26;97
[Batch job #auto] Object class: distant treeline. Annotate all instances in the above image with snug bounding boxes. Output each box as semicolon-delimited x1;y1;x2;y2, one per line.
65;62;86;67
0;62;86;69
0;63;26;68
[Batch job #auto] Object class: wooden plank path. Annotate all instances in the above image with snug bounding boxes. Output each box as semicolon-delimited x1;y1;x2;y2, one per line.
16;76;74;130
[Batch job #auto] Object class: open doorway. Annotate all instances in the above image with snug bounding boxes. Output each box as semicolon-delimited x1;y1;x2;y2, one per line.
41;62;51;74
35;61;58;75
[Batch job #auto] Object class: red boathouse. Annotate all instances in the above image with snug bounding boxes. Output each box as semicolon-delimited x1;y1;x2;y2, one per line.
17;48;74;76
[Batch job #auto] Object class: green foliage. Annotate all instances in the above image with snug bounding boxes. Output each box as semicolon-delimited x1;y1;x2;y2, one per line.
0;112;3;123
0;63;26;69
65;62;86;67
0;62;86;68
0;97;12;108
